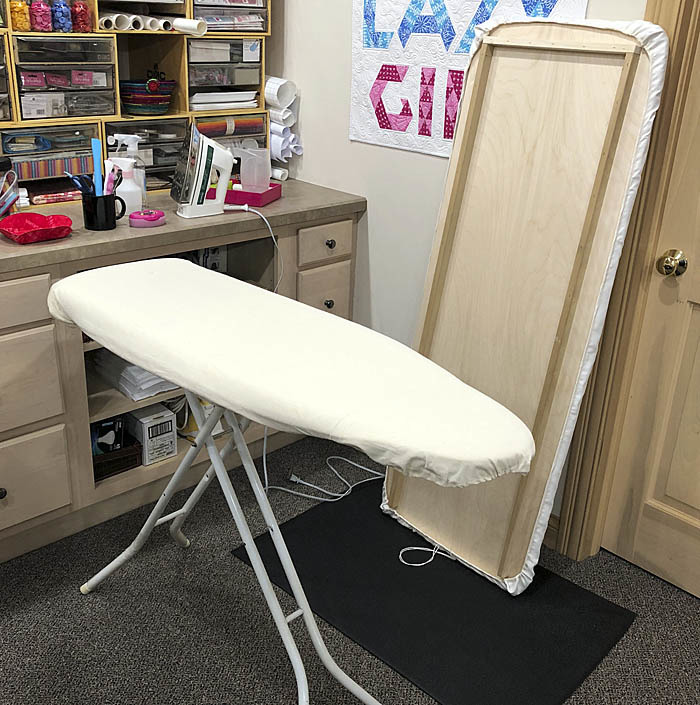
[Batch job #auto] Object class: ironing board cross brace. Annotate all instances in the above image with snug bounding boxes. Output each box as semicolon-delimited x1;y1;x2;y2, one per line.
80;392;383;705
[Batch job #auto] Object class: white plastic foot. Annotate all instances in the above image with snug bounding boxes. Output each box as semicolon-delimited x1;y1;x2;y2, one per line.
80;583;92;595
171;528;191;548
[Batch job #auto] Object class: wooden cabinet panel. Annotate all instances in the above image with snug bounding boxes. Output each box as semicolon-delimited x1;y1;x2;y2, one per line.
298;220;353;267
297;261;352;319
0;325;64;433
0;274;51;330
0;425;71;531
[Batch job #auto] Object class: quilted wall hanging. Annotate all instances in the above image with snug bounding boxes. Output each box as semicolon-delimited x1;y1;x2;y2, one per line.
350;0;589;156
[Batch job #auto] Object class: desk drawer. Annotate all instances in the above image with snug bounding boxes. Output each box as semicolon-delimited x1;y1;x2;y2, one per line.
297;261;352;319
298;221;353;268
0;325;64;433
0;274;51;330
0;425;71;531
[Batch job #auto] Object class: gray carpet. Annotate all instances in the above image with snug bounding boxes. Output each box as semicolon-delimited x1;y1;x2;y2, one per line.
1;437;698;705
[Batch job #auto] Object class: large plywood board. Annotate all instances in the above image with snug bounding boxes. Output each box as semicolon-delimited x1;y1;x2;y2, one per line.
384;21;661;593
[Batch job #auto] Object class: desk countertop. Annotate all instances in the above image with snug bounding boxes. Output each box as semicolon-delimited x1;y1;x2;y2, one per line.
0;180;367;274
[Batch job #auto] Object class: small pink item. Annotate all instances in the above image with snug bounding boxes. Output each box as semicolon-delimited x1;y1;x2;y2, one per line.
206;181;282;208
0;213;72;245
129;209;166;228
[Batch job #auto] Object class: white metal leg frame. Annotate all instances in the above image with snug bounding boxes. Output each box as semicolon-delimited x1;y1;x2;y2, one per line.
80;392;382;705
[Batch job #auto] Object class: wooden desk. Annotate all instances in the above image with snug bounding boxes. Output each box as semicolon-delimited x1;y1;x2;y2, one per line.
0;180;367;562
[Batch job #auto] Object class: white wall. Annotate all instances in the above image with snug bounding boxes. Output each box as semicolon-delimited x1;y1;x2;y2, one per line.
268;0;647;343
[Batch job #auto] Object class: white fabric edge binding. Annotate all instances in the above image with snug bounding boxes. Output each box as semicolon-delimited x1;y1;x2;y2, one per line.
381;18;669;596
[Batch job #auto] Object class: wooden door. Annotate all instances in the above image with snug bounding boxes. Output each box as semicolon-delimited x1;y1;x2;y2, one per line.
602;36;700;597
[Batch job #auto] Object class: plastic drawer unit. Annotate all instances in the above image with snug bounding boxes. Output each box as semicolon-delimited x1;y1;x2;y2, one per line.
0;36;13;121
0;123;99;197
187;37;263;112
105;118;189;191
193;0;269;34
13;35;118;120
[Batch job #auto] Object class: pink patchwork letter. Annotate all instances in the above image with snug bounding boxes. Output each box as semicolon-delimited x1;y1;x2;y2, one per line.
418;67;435;137
370;64;413;132
443;69;464;140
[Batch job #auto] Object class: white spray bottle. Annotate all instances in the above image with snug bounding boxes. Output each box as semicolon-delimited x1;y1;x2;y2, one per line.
110;157;143;215
108;133;147;212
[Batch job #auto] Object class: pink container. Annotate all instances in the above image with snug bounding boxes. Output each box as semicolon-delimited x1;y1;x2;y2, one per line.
207;182;282;208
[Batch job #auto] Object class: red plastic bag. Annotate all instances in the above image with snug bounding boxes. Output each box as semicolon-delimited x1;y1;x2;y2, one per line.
0;212;72;245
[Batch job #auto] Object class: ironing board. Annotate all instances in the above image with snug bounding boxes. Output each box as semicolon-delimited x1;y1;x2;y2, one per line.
48;259;534;705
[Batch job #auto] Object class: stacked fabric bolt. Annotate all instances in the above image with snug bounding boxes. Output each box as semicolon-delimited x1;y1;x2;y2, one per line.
264;76;303;182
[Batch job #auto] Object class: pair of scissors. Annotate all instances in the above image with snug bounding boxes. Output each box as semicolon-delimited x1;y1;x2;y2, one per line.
64;171;95;195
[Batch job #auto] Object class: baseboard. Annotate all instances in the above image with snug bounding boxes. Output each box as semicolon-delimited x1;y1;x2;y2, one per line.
544;514;560;550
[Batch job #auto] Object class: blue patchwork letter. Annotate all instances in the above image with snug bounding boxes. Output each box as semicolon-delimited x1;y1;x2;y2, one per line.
363;0;394;49
455;0;498;55
521;0;558;17
398;0;456;51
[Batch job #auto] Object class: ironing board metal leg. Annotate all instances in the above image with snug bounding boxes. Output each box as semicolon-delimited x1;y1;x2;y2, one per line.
79;406;225;594
223;410;383;705
168;416;252;547
185;395;310;705
169;435;235;547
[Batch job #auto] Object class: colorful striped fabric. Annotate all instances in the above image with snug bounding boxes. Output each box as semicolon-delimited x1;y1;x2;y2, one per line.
197;115;265;138
13;153;93;180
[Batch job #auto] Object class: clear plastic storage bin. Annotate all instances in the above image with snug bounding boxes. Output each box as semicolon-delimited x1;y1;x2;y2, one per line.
193;1;269;34
105;118;188;191
187;38;262;111
14;36;117;119
0;123;99;181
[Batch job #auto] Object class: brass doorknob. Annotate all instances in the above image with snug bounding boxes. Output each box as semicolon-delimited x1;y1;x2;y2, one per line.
656;249;688;277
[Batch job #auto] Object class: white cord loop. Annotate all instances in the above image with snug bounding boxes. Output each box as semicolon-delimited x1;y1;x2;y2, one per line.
398;545;451;567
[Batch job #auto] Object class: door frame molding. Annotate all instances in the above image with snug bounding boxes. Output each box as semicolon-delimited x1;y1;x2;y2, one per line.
557;0;700;560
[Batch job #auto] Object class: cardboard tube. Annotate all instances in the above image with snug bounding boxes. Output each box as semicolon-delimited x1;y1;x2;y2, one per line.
172;18;207;36
99;12;131;30
127;15;144;30
153;16;174;31
137;15;161;31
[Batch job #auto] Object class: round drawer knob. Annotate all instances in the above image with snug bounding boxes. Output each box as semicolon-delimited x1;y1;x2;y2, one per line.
325;239;337;250
324;299;335;310
0;488;7;500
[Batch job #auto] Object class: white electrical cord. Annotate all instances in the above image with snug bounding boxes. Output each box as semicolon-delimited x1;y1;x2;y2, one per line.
261;427;385;503
398;544;452;567
223;203;284;293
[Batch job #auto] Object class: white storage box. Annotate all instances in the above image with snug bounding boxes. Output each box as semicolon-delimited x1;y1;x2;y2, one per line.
126;403;177;466
189;40;231;63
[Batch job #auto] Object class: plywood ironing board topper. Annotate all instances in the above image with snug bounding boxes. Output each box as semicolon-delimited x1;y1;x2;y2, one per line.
383;19;668;596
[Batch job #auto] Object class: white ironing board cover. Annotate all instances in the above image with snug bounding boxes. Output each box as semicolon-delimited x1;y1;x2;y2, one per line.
381;18;669;595
48;259;534;488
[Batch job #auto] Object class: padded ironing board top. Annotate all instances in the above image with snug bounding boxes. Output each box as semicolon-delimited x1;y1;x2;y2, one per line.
48;259;534;488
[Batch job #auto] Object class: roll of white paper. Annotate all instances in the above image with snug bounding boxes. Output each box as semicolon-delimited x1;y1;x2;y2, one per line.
270;133;291;162
270;122;290;139
290;134;303;156
268;108;296;128
153;16;174;31
265;77;297;110
99;12;131;30
126;15;144;30
137;15;161;31
172;18;207;36
271;167;289;182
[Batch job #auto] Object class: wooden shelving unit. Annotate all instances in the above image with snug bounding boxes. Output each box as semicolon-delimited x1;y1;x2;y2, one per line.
0;0;271;198
85;364;184;423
